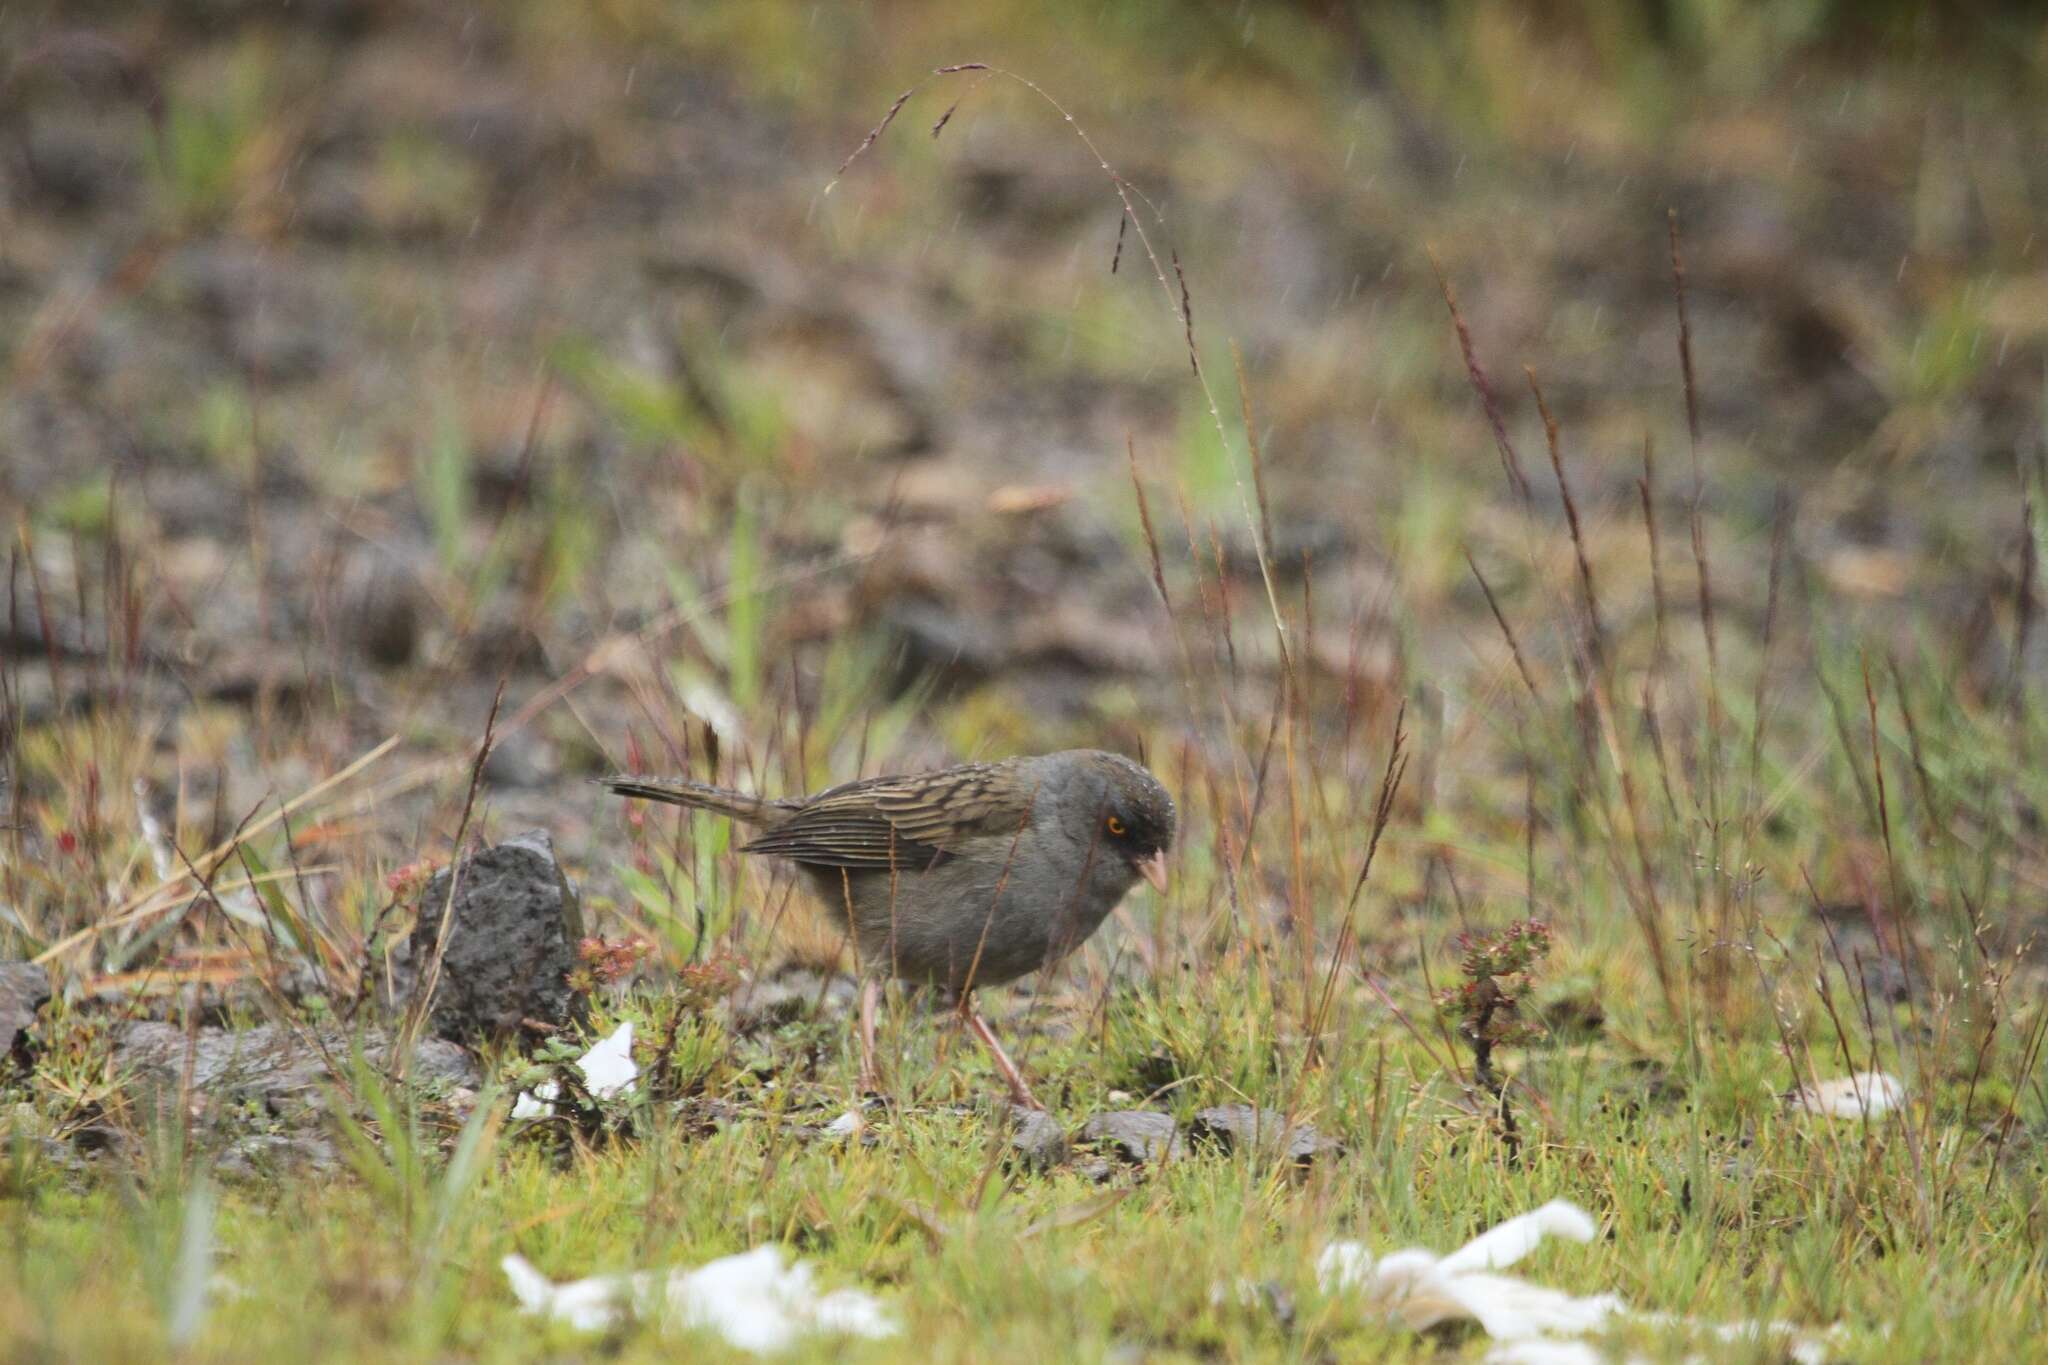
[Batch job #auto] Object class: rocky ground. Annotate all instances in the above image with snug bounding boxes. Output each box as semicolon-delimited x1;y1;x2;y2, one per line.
4;6;2041;843
3;4;2047;1360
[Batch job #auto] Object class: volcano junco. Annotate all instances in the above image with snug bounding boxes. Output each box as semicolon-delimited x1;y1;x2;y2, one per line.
601;749;1174;1108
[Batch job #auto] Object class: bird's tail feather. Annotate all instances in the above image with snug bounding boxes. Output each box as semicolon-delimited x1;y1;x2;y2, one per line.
595;775;783;824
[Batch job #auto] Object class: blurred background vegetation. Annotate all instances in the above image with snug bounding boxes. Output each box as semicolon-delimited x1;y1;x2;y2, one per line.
2;0;2043;977
3;0;2045;1011
5;2;2048;1359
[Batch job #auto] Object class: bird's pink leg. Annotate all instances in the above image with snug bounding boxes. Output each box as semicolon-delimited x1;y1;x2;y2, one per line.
960;996;1043;1111
858;977;882;1096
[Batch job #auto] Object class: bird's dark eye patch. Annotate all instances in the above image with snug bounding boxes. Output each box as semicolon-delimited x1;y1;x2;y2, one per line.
1105;815;1126;837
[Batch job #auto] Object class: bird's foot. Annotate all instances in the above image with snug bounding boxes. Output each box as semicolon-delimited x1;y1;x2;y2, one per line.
961;1002;1046;1111
1004;1077;1047;1112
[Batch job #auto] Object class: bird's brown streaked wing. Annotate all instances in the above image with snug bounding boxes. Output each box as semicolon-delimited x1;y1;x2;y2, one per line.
738;761;1036;869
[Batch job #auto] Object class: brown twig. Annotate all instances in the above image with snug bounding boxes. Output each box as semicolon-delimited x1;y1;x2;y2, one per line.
1464;551;1541;705
1429;248;1532;500
1527;368;1608;683
394;679;506;1078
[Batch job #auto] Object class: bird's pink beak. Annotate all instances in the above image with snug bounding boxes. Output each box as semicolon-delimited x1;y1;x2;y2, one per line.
1136;850;1169;894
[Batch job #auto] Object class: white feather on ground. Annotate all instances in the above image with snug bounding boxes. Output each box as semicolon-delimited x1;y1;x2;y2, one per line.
1316;1200;1843;1364
509;1020;638;1120
1788;1071;1905;1119
501;1244;897;1353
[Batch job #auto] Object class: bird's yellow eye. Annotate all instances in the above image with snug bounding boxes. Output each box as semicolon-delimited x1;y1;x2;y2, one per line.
1105;816;1126;837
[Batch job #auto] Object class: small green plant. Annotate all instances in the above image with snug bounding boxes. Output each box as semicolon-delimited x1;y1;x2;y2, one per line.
365;131;485;239
570;935;656;993
195;383;256;477
726;484;764;708
1436;919;1553;1097
34;477;116;538
153;43;273;226
324;1050;503;1343
548;335;709;451
418;403;473;576
613;828;739;964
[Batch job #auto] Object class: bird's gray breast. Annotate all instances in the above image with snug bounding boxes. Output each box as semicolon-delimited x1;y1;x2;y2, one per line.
812;826;1135;991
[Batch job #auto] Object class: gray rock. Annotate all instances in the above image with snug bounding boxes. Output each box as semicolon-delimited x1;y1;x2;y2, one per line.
23;123;136;211
33;1136;94;1175
727;969;857;1031
72;1124;131;1158
1079;1110;1182;1165
1220;516;1350;581
178;242;336;383
0;962;51;1070
404;831;587;1044
216;1132;342;1181
460;608;551;673
881;600;1003;699
1008;1105;1069;1170
1858;953;1914;1005
482;732;558;789
112;1022;478;1122
1188;1104;1340;1165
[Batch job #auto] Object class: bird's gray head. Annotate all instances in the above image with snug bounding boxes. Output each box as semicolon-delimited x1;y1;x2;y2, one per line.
1054;750;1175;893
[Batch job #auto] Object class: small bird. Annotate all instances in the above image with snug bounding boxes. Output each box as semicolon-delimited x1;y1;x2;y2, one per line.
601;750;1174;1109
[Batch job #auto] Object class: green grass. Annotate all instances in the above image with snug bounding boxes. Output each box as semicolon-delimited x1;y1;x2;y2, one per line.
7;992;2042;1360
5;2;2048;1360
18;401;2045;1359
9;549;2048;1359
